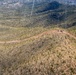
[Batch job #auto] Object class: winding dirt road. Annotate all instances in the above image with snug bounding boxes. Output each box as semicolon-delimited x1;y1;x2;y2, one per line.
0;29;76;44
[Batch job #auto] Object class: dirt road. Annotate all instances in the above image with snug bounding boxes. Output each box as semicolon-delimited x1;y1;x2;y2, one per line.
0;29;76;44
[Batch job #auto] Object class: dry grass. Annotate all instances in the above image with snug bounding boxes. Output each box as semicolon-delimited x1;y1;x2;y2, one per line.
0;27;76;75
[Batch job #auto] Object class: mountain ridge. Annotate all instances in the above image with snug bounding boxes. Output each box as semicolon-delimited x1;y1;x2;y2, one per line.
0;0;76;6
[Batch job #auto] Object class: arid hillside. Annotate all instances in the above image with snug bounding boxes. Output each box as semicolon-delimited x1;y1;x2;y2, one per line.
0;1;76;75
0;27;76;75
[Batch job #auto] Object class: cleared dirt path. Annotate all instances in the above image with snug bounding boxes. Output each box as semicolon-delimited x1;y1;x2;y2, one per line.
0;29;76;44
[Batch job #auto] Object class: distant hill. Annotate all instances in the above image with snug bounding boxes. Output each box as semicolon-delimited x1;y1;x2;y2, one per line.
0;0;76;6
0;1;76;28
36;1;62;12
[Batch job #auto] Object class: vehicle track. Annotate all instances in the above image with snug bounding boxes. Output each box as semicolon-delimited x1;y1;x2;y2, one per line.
0;29;76;44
